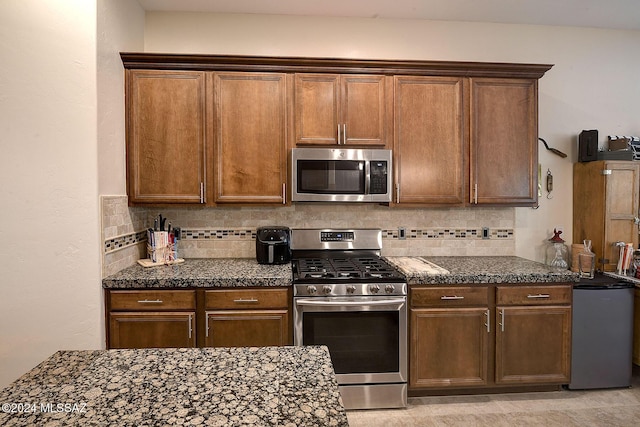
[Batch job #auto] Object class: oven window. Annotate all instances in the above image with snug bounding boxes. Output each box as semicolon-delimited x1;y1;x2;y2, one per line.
297;160;365;194
302;311;399;374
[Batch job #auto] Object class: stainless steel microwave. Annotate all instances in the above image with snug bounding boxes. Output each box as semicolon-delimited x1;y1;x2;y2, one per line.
291;148;392;202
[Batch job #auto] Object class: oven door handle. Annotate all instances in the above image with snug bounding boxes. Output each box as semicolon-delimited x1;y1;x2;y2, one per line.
295;298;405;307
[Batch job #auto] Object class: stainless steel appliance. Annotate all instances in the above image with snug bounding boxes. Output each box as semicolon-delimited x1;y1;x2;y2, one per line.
255;226;290;264
568;274;634;389
291;228;407;409
291;148;392;202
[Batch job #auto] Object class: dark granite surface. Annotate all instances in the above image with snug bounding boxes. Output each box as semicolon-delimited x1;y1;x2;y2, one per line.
0;346;348;427
102;258;292;289
386;256;580;285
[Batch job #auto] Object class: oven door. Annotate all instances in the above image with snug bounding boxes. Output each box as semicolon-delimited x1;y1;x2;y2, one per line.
294;296;407;385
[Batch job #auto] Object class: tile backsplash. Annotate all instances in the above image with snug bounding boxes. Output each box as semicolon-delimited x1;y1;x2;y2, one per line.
101;196;515;277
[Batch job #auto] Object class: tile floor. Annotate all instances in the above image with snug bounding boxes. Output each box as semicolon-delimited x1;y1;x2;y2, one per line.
346;368;640;426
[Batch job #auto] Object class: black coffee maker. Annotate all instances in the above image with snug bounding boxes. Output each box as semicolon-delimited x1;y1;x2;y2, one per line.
256;226;291;264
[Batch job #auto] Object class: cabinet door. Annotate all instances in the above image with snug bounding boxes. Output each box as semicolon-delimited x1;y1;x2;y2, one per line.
294;74;340;145
470;78;537;206
603;162;640;271
294;74;388;146
341;75;388;146
394;76;465;205
205;310;289;347
495;306;571;384
410;307;489;388
127;70;206;204
213;72;288;204
109;312;195;349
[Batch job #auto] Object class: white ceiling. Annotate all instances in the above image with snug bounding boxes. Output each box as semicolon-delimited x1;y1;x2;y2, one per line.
138;0;640;31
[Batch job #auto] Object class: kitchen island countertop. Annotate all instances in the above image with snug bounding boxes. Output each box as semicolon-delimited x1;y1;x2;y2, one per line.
385;256;580;285
0;346;348;427
102;258;292;289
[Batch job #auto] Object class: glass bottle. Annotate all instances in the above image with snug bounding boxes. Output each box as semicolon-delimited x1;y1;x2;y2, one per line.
545;229;569;269
578;239;595;279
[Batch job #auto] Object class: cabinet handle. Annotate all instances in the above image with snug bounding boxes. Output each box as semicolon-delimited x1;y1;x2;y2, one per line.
233;298;259;304
473;184;478;204
499;309;505;332
337;124;341;145
200;182;204;204
395;183;400;204
527;294;550;299
137;299;163;304
440;295;464;300
206;316;210;338
282;183;286;204
485;309;490;333
343;124;347;145
188;314;193;339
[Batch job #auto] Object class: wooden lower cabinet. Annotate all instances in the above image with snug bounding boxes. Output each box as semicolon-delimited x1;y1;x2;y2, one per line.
410;284;572;393
495;305;571;384
105;287;292;349
109;312;196;349
411;307;489;387
204;288;291;347
107;289;197;349
205;310;289;347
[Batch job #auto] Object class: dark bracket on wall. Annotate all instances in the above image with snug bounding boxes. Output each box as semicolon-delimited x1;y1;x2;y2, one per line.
539;138;567;158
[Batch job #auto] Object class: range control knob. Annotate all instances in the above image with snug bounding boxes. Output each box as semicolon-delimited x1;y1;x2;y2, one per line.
307;285;317;295
385;284;395;294
346;285;356;294
369;284;380;294
322;285;332;295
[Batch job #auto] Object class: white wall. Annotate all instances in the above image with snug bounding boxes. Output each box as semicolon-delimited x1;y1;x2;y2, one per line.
98;0;145;195
145;12;640;261
0;0;143;389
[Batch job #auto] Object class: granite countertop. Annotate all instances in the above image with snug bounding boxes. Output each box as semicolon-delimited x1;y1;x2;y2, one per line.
102;258;292;289
0;346;348;427
385;256;580;285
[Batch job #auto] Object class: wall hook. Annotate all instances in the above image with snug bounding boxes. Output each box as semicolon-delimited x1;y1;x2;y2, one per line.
539;138;567;158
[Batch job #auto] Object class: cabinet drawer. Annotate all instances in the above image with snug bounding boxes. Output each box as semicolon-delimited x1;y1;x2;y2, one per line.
205;288;289;309
411;286;489;307
109;290;196;310
496;285;572;305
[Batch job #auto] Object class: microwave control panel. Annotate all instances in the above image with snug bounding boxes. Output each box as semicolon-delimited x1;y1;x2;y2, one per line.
370;161;388;194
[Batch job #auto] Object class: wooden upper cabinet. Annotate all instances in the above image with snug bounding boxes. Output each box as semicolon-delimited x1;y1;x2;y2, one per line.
393;76;465;205
126;70;206;204
469;78;538;206
212;72;288;204
294;74;389;147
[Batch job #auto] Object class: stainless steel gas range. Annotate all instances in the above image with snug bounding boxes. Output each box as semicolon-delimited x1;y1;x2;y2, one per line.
291;228;407;410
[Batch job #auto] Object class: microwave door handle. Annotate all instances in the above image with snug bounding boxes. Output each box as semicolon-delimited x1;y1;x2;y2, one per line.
365;161;371;195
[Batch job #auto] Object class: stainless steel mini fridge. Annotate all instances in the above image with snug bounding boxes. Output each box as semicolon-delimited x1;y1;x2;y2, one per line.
568;275;634;389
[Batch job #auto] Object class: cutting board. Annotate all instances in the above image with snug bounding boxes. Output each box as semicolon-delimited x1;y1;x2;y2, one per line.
137;258;185;268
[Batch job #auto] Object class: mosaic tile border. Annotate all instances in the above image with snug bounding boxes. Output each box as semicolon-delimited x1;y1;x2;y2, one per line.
104;231;147;254
182;229;255;240
382;228;514;240
104;227;513;254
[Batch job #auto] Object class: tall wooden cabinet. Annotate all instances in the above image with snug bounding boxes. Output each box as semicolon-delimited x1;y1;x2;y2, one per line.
394;76;466;205
573;160;640;271
211;72;288;204
126;70;206;204
470;78;538;206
